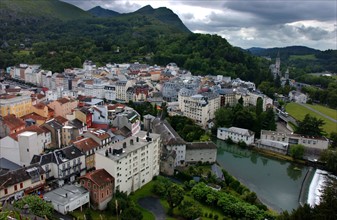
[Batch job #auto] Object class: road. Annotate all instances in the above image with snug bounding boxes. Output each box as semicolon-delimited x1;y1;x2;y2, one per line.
298;103;337;123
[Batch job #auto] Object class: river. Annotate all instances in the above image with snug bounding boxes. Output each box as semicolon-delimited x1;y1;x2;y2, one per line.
215;139;316;213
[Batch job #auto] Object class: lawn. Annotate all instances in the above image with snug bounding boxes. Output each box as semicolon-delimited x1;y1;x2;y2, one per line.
289;54;316;60
304;104;337;119
130;178;228;220
285;102;337;135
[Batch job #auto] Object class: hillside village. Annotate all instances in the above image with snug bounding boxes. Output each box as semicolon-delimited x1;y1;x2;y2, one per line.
0;60;330;215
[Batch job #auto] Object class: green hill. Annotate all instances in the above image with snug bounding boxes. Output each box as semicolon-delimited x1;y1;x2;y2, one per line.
87;6;120;18
0;0;92;21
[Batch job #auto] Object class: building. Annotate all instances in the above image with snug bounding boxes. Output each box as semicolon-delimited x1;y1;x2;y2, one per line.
0;125;51;166
115;80;132;102
47;97;78;118
0;114;26;138
111;107;141;136
79;169;114;210
95;131;160;194
257;139;289;155
289;91;308;104
260;130;329;150
178;90;220;128
185;142;217;164
73;137;100;171
83;129;112;148
31;103;54;119
0;164;46;203
43;184;89;215
217;127;255;145
0;94;32;117
30;145;86;186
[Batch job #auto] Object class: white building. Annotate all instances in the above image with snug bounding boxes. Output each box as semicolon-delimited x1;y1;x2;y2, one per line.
178;90;220;128
44;184;89;215
30;145;86;186
217;127;255;145
289;90;308;104
104;85;117;102
260;130;329;150
115;80;133;102
185;142;217;164
0;126;51;166
95;131;160;194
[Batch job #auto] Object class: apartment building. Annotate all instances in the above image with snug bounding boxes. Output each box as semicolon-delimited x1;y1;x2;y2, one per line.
48;97;78;118
178;90;220;128
115;80;132;102
0;94;32;117
95;131;160;194
30;145;86;186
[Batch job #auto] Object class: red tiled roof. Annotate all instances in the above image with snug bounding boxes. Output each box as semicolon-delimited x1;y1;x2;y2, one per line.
73;137;100;152
2;114;26;130
20;112;47;121
37;94;45;99
0;94;16;99
5;88;21;93
54;115;68;124
33;103;47;109
107;103;125;110
56;98;70;104
91;123;109;130
9;125;46;141
80;169;114;187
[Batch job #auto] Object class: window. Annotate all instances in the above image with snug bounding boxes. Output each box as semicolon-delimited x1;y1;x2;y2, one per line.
14;185;17;191
4;189;8;195
20;183;23;188
101;193;104;198
107;190;109;195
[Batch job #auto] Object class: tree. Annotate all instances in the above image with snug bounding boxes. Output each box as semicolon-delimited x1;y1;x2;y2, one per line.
165;184;184;215
289;144;305;159
178;200;202;220
256;97;263;116
320;149;337;174
330;132;337;148
14;195;54;219
295;114;325;136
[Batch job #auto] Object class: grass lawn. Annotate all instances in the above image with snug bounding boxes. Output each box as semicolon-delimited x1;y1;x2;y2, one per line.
285;102;337;135
304;104;337;119
289;54;316;60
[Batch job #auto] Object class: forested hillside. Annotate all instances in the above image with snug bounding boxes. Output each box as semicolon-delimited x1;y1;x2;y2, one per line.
0;1;270;85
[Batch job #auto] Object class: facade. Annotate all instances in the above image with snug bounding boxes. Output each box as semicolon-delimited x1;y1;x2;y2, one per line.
115;80;132;102
0;114;26;138
30;145;86;186
217;127;255;145
0;94;32;117
44;184;89;215
257;139;289;155
74;107;93;128
79;169;114;210
31;103;53;119
104;85;116;102
83;129;112;148
0;164;46;203
185;142;217;164
47;98;78;118
0;125;50;166
95;131;160;194
73;137;100;171
260;130;329;150
289;91;308;104
178;90;220;128
111;107;141;136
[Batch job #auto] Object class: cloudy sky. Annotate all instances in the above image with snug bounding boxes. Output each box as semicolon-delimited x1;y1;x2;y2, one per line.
62;0;337;50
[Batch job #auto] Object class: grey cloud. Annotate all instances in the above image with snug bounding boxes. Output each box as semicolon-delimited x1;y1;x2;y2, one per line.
225;1;336;25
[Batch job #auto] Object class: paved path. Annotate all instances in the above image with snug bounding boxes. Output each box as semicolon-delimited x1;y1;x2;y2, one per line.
298;103;337;123
138;197;166;220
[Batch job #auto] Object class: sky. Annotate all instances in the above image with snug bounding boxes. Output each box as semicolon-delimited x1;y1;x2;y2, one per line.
62;0;337;50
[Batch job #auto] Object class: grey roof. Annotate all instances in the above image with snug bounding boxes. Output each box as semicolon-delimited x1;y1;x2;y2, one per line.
152;118;185;145
211;164;224;180
31;146;84;165
186;142;217;150
44;184;88;206
70;119;85;129
0;157;21;172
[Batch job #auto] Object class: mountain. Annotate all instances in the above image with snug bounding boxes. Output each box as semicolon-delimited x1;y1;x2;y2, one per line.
130;5;191;33
247;46;321;58
0;0;92;21
87;6;120;18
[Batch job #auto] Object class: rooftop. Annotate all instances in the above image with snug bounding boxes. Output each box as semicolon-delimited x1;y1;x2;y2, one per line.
44;184;88;206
